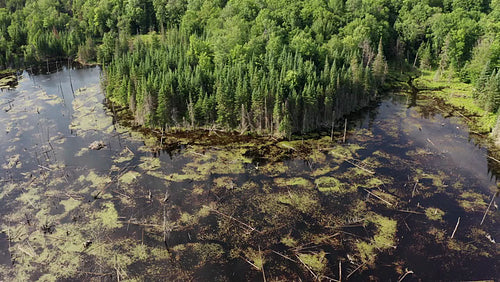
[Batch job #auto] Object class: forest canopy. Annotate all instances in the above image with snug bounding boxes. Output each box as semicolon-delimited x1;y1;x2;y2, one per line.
1;0;499;136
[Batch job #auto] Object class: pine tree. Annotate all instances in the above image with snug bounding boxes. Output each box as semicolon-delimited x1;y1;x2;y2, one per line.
419;42;432;70
372;38;388;89
279;100;292;139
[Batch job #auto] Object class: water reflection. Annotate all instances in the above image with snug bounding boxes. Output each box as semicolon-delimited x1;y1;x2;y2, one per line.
0;67;498;280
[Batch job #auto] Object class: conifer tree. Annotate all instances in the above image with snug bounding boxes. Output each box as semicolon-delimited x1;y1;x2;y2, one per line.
372;38;388;89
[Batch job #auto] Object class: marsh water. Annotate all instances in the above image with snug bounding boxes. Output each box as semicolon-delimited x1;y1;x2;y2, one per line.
0;66;498;281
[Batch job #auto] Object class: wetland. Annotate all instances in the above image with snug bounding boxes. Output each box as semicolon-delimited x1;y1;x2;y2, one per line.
0;65;498;281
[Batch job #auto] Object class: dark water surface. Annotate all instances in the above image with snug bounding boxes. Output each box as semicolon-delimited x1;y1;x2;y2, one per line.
0;67;498;281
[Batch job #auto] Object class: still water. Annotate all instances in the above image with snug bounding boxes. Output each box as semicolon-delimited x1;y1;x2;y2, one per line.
0;66;498;280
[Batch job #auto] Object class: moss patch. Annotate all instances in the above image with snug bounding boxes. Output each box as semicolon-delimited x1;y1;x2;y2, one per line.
119;171;141;184
425;207;445;221
297;251;327;273
314;176;349;194
95;202;121;229
356;214;397;266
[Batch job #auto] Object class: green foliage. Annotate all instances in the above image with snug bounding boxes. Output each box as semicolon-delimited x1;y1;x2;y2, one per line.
0;0;498;130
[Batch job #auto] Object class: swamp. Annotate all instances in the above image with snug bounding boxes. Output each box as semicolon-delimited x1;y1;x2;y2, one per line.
0;65;498;281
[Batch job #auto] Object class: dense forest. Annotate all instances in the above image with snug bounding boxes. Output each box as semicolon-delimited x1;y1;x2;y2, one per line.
0;0;499;136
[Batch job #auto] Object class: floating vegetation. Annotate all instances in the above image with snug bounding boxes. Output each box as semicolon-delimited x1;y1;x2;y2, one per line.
2;154;21;169
0;74;17;89
297;251;327;273
458;192;487;212
70;86;113;136
274;177;313;189
78;170;111;188
314;176;347;195
138;156;160;171
276;191;319;214
119;170;141;185
356;213;397;267
0;67;498;281
95;202;121;229
114;148;135;163
425;207;445;221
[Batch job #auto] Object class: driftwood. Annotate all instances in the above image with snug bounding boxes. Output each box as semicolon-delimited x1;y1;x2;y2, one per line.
241;255;260;270
343;119;347;143
364;189;393;206
486;155;500;164
346;263;366;279
296;254;319;280
411;180;418;198
480;193;496;225
207;206;261;233
396;209;424;215
259;246;266;282
329;151;375;175
163;205;168;249
450;217;460;239
339;261;342;282
397;269;414;282
271;250;298;263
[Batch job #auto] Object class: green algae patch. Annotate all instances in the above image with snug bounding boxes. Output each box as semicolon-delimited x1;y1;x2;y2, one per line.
119;170;141;184
17;189;41;206
425;207;445;221
258;161;288;176
328;144;364;160
70;86;113;136
96;202;121;229
281;235;298;247
186;148;252;175
146;170;170;180
362;177;385;189
314;176;350;195
60;198;81;213
177;206;211;227
2;154;21;169
417;171;448;193
172;243;224;270
242;247;265;270
308;150;327;163
114;148;135;163
138;156;161;171
0;182;18;201
356;214;397;267
74;147;89;157
297;251;327;273
458;191;487;212
213;176;237;190
367;189;398;206
167;166;208;182
311;166;336;177
274;177;313;189
276;192;319;214
78;170;111;188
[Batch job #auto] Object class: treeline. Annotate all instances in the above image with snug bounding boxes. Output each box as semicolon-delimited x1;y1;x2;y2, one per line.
105;30;387;136
0;0;499;134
